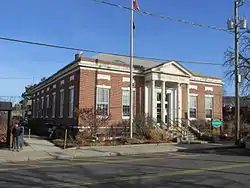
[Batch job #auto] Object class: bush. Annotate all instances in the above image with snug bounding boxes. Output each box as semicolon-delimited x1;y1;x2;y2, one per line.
133;115;158;139
148;129;168;140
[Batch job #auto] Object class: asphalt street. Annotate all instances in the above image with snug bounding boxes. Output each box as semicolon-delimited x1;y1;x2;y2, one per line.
1;148;250;188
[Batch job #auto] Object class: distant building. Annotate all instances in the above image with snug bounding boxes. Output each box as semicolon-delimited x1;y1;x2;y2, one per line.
30;53;223;130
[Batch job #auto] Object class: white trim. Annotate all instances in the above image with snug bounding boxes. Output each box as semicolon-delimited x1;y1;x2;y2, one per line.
69;85;75;89
190;85;198;90
121;87;136;91
32;67;79;93
53;84;56;89
46;87;50;92
189;117;197;121
191;76;222;84
60;89;64;92
190;80;223;86
205;94;214;98
70;75;75;81
80;67;143;76
122;116;130;120
41;90;44;94
96;85;111;89
190;93;198;96
52;92;56;95
37;92;40;96
205;86;213;91
97;74;111;80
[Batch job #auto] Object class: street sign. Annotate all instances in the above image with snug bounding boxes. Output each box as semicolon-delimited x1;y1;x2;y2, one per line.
212;119;222;128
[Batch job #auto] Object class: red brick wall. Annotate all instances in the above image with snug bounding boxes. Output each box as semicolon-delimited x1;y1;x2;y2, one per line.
189;82;222;120
32;70;79;126
78;69;140;125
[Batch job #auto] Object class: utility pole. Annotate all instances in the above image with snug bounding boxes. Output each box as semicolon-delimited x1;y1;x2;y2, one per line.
227;0;248;145
234;0;240;145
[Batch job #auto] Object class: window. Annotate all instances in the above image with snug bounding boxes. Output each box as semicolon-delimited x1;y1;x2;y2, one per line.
52;93;56;118
122;90;130;117
32;100;36;118
41;97;44;117
68;86;74;118
96;87;110;116
59;89;64;118
205;96;213;119
46;95;50;118
157;93;161;101
189;95;197;119
36;99;39;118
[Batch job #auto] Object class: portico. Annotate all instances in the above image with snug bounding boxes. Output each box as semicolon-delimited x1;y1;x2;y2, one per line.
144;61;192;126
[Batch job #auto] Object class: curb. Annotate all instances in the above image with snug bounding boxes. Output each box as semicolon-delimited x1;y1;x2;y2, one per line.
177;145;239;152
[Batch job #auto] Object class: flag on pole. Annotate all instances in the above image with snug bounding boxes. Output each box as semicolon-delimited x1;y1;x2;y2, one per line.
132;0;140;30
133;0;140;11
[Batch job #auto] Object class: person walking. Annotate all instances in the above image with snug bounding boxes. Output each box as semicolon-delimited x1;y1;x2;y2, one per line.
19;121;24;150
12;122;21;152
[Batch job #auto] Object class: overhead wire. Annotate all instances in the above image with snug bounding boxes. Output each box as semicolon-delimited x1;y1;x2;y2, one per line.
90;0;230;33
0;36;223;66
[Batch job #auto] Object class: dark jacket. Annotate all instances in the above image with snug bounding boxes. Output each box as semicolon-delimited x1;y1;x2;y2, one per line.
12;126;21;137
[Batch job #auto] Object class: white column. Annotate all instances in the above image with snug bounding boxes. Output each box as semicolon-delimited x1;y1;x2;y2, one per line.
161;81;166;124
177;83;182;126
144;82;149;116
151;80;156;120
186;83;190;126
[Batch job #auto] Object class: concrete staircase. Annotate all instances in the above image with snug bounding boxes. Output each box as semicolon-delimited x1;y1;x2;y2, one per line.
165;119;208;144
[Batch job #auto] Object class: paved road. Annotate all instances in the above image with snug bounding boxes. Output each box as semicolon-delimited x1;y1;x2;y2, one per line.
1;148;250;187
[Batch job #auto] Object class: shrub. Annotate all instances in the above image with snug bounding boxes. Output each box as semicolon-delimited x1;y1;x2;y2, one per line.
148;128;168;140
133;115;158;139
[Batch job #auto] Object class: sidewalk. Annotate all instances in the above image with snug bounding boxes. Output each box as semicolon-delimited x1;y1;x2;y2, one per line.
0;135;238;163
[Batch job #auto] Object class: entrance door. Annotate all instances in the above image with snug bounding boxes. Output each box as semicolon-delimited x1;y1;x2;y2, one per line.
156;92;161;123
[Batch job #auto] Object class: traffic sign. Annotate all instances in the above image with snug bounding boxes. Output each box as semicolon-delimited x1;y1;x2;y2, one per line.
212;119;222;128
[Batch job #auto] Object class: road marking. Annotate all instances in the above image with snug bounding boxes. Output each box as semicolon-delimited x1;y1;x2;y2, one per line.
48;162;250;187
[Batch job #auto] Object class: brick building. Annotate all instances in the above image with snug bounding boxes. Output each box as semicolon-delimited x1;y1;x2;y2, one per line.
30;53;223;130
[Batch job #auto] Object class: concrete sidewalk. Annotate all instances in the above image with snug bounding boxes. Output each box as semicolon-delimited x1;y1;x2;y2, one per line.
0;135;238;162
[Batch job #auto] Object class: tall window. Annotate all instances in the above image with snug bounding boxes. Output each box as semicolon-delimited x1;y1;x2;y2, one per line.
96;87;110;116
46;95;50;118
122;90;130;117
36;99;39;118
68;86;74;118
205;96;213;119
189;95;197;119
60;89;64;118
41;97;44;117
52;93;56;118
32;100;36;118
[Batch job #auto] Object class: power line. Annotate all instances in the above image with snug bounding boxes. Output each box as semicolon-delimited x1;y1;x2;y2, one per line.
0;36;223;66
0;77;39;80
90;0;230;33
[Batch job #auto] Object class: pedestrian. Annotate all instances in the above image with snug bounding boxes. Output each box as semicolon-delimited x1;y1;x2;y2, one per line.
12;122;21;152
19;121;24;150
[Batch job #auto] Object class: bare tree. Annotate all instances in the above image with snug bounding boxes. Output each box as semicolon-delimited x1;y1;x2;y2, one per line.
224;36;250;95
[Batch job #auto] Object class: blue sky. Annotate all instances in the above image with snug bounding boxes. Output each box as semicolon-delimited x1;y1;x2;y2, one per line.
0;0;249;98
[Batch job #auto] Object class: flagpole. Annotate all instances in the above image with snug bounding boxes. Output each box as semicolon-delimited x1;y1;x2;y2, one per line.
129;0;134;139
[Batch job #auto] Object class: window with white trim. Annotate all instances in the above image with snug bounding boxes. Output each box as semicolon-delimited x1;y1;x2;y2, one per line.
205;96;213;119
189;95;197;119
41;97;44;117
96;87;110;116
122;90;130;117
68;86;74;118
52;93;56;118
59;89;64;118
45;95;50;118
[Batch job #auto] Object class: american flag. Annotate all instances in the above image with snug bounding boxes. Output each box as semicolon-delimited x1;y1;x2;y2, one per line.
133;0;140;11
